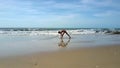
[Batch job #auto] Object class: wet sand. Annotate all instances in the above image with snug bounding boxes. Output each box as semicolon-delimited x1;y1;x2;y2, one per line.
0;44;120;68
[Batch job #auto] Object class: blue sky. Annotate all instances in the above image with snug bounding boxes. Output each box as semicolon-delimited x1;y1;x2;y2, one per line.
0;0;120;28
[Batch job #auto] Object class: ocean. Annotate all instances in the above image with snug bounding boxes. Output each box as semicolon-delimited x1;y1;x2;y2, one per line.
0;28;120;36
0;28;120;58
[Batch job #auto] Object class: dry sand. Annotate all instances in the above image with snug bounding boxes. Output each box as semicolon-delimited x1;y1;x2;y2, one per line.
0;45;120;68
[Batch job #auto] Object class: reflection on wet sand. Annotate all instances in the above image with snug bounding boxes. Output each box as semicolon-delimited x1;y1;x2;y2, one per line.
58;39;71;47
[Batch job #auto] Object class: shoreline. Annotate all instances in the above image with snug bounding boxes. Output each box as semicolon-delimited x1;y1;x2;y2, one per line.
0;44;120;68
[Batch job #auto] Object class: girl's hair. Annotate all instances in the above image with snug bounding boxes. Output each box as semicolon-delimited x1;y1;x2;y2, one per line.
58;31;61;34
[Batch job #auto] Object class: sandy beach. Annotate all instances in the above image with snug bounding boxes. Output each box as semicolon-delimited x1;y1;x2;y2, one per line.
0;34;120;68
0;44;120;68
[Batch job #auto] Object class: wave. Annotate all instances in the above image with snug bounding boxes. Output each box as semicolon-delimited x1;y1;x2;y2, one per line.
0;28;119;36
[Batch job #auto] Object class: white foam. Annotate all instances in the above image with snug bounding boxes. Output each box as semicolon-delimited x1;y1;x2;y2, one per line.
0;29;110;36
68;29;96;35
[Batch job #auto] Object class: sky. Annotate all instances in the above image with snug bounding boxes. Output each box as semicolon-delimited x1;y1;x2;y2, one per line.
0;0;120;28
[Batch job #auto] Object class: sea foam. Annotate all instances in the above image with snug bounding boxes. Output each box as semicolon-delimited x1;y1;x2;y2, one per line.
0;28;119;36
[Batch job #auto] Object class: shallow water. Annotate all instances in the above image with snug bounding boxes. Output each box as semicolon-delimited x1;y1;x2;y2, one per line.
69;34;120;48
0;34;120;58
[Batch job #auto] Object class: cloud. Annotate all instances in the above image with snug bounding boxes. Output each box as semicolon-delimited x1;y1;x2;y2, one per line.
80;0;112;7
0;0;120;19
80;0;119;12
0;0;120;28
93;10;120;17
0;0;81;19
